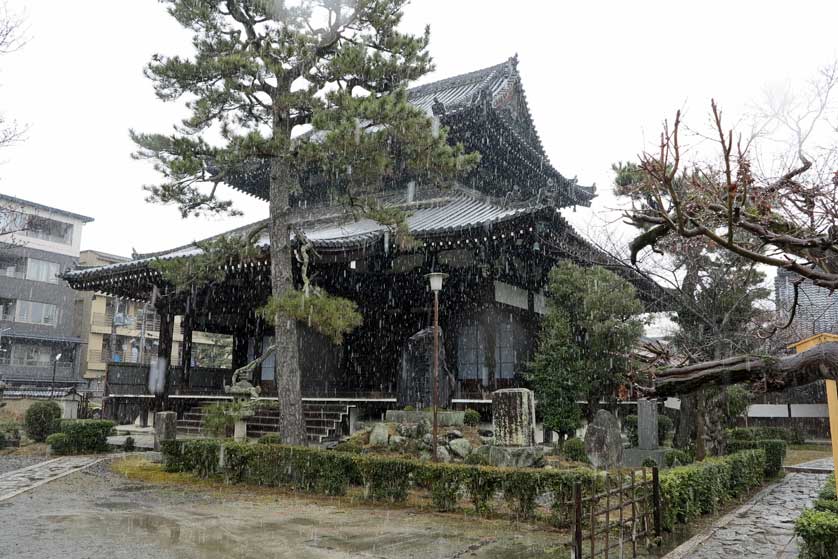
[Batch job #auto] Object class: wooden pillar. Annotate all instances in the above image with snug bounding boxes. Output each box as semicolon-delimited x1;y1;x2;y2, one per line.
826;379;838;498
180;294;194;387
232;331;249;371
156;309;174;411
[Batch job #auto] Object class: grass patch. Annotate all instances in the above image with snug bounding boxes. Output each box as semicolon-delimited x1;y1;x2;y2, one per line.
785;444;833;466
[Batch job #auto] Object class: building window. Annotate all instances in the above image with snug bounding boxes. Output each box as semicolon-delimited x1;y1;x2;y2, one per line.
457;321;487;381
25;258;61;283
494;321;516;380
0;298;14;321
0;338;10;364
457;318;519;382
22;215;73;245
11;344;52;366
0;255;25;279
15;300;58;326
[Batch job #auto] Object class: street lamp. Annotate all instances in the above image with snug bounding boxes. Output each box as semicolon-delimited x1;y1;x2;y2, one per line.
425;272;447;462
49;353;62;400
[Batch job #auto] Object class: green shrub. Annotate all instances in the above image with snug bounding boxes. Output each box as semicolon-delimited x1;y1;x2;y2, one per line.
726;439;786;477
46;433;69;454
202;402;243;437
464;452;491;466
402;405;415;411
168;440;603;522
48;420;115;455
624;415;638;446
463;408;480;427
0;431;5;449
642;457;658;468
562;438;588;463
814;499;838;514
820;475;836;501
725;426;804;445
419;463;466;511
796;509;838;559
660;449;765;531
664;449;693;468
124;436;135;452
658;415;674;444
357;454;416;502
464;466;503;514
257;434;282;445
24;401;62;442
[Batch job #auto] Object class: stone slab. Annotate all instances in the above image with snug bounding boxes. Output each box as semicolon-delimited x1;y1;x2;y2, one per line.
637;399;659;450
492;388;536;447
584;409;623;469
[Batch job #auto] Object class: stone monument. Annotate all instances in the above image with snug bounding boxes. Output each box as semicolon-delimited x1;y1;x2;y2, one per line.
492;388;536;446
638;399;659;450
584;409;623;469
154;411;177;451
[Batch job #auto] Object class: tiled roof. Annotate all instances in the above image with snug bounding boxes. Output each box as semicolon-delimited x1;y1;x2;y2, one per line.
62;194;550;281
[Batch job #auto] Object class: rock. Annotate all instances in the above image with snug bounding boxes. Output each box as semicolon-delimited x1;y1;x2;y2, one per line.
422;433;433;446
584;410;623;469
153;411;177;451
396;423;417;438
419;451;432;461
479;436;494;446
416;418;432;437
323;441;339;450
448;438;472;458
492;388;536;446
446;430;463;440
437;446;451;462
389;435;407;448
479;429;494;438
369;423;390;447
473;445;545;468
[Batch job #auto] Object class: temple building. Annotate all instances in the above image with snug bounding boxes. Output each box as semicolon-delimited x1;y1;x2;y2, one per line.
64;57;664;441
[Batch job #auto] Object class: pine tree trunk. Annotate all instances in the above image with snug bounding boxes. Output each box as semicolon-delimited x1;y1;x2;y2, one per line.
269;153;306;446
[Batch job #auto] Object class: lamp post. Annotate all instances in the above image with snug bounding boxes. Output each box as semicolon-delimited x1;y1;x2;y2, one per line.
50;352;62;399
425;272;447;462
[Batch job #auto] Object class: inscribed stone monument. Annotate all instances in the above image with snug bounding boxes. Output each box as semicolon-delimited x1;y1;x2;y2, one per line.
492;388;536;446
637;399;659;450
584;409;623;469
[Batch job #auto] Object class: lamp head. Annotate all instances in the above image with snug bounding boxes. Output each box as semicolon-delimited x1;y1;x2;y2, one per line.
425;272;448;293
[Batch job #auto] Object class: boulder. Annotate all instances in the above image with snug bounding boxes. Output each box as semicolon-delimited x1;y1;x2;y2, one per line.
437;446;451;463
369;423;390;447
389;435;407;449
396;423;417;438
584;410;623;469
479;436;494;446
446;430;463;440
416;418;432;437
448;438;472;458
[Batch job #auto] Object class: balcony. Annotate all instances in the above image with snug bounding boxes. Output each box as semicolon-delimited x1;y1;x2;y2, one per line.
0;361;76;382
93;311;162;332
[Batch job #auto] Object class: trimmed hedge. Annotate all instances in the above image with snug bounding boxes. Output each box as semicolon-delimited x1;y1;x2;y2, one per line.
463;409;480;427
796;476;838;559
725;439;786;478
660;449;765;531
726;427;804;445
24;401;62;442
664;449;693;468
163;439;600;522
47;420;115;455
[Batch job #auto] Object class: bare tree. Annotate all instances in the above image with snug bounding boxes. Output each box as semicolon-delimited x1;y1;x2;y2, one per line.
0;1;25;149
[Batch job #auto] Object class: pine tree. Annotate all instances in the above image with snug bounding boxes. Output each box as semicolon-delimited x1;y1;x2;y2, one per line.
529;262;645;435
133;1;477;444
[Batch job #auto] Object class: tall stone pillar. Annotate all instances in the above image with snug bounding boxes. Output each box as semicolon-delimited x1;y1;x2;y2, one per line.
492;388;536;446
638;399;659;450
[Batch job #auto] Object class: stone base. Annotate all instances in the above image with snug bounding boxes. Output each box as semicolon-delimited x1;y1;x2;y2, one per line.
384;410;464;427
622;448;668;468
472;445;545;468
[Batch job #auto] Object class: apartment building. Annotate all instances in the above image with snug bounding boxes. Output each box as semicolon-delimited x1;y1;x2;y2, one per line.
75;250;232;394
0;194;93;388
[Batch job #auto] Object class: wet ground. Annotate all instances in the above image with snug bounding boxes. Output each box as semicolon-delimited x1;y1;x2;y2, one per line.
0;457;569;559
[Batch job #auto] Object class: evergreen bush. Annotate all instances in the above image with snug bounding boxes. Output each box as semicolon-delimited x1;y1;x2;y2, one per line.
664;449;693;468
725;439;786;477
624;415;638;446
47;420;115;455
463;408;480;427
658;415;674;444
659;449;765;531
24;401;62;442
562;437;588;463
796;480;838;559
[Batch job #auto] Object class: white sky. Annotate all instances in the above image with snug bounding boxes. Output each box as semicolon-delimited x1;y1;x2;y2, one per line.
1;1;837;258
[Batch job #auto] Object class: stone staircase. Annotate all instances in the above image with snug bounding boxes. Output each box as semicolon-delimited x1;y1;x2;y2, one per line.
176;402;354;444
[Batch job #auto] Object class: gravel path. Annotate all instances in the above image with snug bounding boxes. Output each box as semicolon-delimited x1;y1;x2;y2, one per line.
667;472;827;559
0;459;565;559
0;454;49;476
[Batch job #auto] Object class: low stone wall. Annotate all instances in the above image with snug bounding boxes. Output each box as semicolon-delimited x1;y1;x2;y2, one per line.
384;410;464;426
